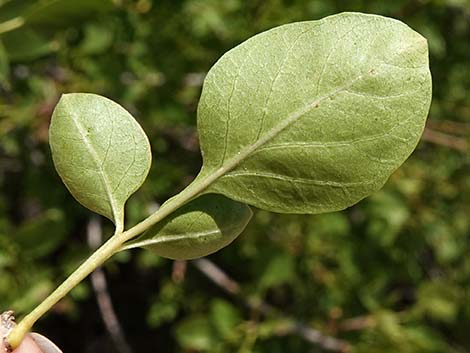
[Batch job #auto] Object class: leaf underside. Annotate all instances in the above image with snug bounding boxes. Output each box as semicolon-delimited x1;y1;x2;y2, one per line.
128;194;253;260
49;93;151;228
47;12;432;261
196;12;432;213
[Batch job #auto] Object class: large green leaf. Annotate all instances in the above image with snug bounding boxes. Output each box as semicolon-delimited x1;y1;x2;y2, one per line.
126;194;252;260
49;93;152;230
192;12;431;213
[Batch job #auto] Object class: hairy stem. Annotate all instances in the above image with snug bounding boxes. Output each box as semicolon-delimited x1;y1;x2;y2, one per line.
6;231;127;349
6;66;364;348
6;127;249;348
6;179;207;349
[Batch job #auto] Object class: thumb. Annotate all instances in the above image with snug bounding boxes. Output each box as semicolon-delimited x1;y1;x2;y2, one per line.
0;334;44;353
1;311;43;353
11;335;44;353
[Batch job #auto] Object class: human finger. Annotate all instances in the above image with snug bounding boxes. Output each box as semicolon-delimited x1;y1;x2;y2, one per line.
12;335;44;353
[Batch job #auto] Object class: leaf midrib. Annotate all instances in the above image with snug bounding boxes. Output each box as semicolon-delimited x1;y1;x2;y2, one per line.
150;72;372;234
196;73;367;191
123;224;243;250
69;113;120;225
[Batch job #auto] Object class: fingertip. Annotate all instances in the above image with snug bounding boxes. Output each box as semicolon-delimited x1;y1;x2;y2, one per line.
13;335;43;353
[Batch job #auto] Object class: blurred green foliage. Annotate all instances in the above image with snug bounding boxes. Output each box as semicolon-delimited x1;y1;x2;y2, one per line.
0;0;469;352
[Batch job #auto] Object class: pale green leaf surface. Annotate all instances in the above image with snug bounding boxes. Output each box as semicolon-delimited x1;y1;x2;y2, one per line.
195;12;432;213
127;194;252;260
49;93;151;229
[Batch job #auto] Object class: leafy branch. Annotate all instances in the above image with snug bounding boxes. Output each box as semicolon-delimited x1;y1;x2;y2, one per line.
3;12;432;351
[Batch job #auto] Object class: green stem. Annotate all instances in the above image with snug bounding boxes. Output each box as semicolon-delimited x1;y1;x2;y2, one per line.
6;181;205;349
6;232;124;349
0;17;25;35
6;152;234;348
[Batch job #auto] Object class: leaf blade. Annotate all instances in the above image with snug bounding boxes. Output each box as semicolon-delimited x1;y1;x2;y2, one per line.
195;12;432;213
49;93;152;229
128;194;252;260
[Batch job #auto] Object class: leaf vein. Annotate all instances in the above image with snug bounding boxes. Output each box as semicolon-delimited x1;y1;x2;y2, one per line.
315;19;369;96
128;224;243;250
101;104;114;168
255;27;316;141
112;131;138;194
223;49;253;166
224;171;374;188
68;110;119;222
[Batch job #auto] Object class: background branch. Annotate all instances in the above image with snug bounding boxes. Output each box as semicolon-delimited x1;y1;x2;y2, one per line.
426;120;470;136
191;258;351;353
422;128;469;152
87;218;133;353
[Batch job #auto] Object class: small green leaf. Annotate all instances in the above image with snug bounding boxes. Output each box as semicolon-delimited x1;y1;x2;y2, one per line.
49;93;151;230
175;316;216;351
78;23;114;55
260;254;295;290
127;194;252;260
193;12;432;213
210;299;242;338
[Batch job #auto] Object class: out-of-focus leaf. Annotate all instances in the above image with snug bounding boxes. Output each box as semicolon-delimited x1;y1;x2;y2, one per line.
413;282;460;323
210;299;242;338
366;192;410;246
10;280;54;314
0;39;8;81
24;0;115;27
260;253;295;290
147;282;183;328
13;209;66;259
175;316;216;351
78;23;114;55
1;28;56;61
0;0;31;23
